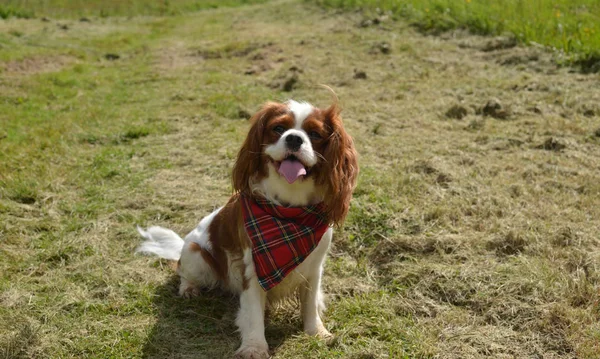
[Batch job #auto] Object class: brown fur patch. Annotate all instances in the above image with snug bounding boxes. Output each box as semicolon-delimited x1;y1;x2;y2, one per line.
206;194;251;287
302;105;359;226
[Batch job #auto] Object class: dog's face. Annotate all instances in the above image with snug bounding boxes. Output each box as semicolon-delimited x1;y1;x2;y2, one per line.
264;101;321;183
233;100;358;225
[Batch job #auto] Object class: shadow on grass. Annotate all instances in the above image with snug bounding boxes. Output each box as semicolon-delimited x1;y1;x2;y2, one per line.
142;274;301;358
0;321;39;359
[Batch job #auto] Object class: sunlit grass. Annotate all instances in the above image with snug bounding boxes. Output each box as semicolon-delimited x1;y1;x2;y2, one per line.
2;0;600;357
313;0;600;71
0;0;268;18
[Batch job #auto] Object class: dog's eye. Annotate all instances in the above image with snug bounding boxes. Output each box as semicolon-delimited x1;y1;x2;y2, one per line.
309;131;322;140
273;125;286;135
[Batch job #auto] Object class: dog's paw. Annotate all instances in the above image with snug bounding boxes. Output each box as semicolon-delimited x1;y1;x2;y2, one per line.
305;325;333;340
234;344;270;359
179;285;200;299
316;328;333;340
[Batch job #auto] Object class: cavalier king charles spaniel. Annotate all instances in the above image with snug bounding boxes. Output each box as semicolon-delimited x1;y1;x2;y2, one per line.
137;99;358;358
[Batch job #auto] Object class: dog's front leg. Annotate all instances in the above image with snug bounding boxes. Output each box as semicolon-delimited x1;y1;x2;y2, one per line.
300;229;332;339
234;278;269;359
300;272;332;338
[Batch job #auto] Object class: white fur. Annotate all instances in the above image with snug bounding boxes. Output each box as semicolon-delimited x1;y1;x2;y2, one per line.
264;129;317;168
136;226;184;260
177;242;219;295
287;100;313;126
235;248;269;358
137;99;335;358
264;100;318;168
251;165;322;206
186;206;221;251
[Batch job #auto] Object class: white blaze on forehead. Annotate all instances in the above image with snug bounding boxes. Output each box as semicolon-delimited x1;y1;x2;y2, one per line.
287;100;314;129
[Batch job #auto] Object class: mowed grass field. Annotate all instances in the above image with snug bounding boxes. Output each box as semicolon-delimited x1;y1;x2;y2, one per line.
315;0;600;72
1;0;600;358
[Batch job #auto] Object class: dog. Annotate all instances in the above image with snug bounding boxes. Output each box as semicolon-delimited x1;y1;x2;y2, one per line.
137;99;358;358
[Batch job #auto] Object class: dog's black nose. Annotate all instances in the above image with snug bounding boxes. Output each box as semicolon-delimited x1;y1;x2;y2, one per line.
285;134;303;151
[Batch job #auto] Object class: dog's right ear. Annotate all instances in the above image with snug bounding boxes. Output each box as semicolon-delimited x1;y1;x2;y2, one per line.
232;102;287;193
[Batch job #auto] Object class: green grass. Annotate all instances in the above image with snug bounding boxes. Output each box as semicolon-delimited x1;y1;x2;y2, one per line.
313;0;600;71
0;4;34;19
1;0;600;357
0;0;268;18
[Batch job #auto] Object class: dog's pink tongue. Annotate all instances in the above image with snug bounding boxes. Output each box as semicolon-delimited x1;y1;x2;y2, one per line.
278;159;307;184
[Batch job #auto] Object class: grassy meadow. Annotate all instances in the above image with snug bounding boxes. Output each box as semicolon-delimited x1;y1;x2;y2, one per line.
0;0;268;18
314;0;600;71
2;0;600;358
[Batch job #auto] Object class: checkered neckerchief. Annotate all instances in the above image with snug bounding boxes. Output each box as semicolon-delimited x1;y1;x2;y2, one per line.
240;194;330;291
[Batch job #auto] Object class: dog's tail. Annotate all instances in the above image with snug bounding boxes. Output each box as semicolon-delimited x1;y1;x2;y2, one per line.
136;226;184;261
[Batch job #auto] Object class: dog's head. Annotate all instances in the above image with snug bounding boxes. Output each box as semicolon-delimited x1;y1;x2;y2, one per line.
233;100;358;225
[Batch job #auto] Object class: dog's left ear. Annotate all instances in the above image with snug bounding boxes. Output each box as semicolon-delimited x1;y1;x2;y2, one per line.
232;102;287;194
321;104;359;226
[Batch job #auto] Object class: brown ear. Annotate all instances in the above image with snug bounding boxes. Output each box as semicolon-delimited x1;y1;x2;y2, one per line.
232;102;287;193
321;104;359;226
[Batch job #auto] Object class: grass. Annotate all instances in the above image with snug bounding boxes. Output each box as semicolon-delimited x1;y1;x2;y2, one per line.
313;0;600;71
0;5;34;19
1;0;600;358
0;0;268;18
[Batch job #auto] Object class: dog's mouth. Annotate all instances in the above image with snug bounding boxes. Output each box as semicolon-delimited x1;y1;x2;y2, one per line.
272;155;310;184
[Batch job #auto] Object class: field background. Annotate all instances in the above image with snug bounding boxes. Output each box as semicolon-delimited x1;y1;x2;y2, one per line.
316;0;600;72
1;0;599;358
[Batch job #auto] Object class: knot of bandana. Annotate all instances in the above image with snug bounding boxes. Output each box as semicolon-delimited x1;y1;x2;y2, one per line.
240;195;330;291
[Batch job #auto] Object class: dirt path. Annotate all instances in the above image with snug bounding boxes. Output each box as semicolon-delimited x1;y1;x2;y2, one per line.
2;0;599;358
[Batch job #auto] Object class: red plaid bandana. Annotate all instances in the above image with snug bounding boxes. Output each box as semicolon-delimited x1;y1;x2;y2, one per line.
240;194;330;291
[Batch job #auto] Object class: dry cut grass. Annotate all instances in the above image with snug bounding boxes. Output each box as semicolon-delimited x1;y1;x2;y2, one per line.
1;0;600;358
